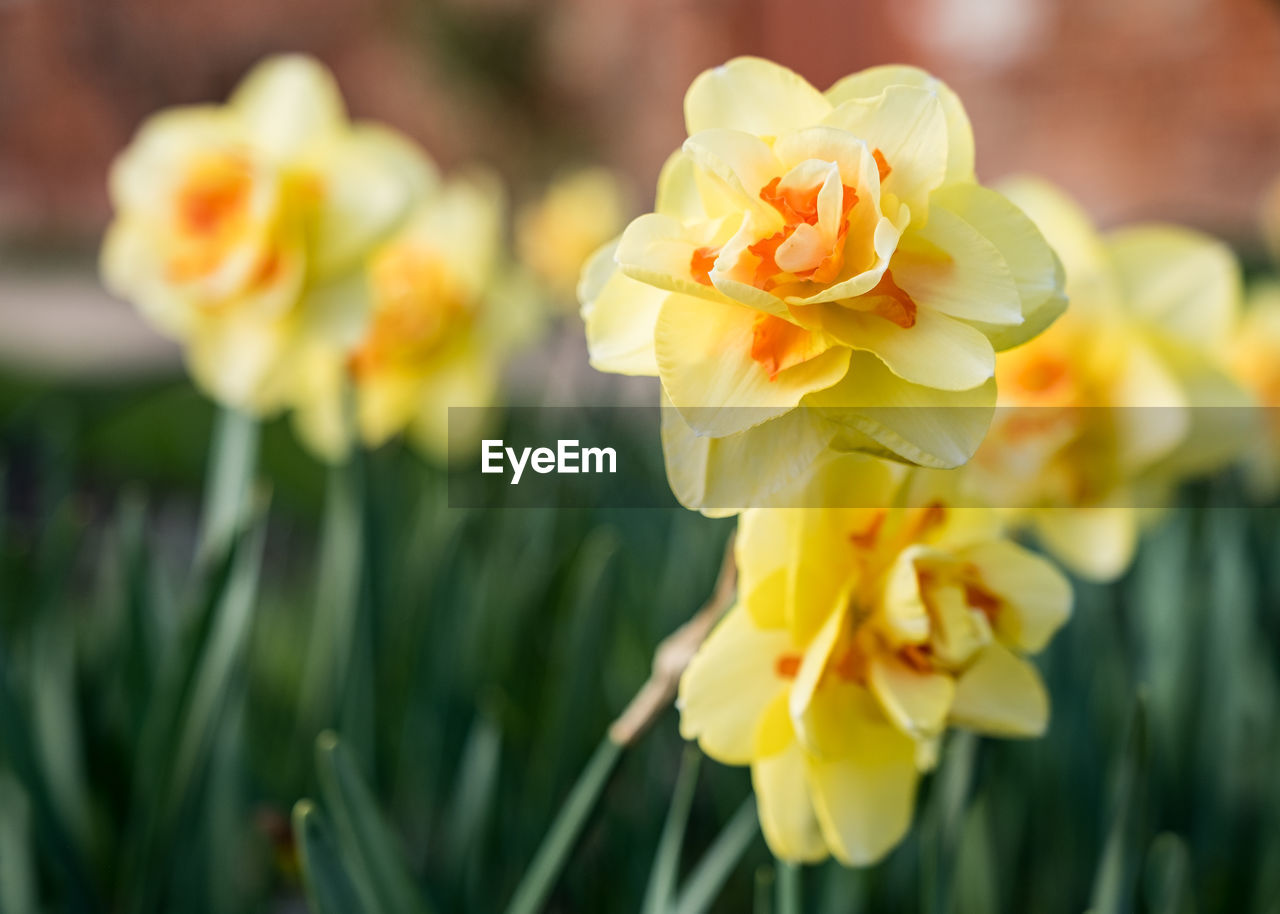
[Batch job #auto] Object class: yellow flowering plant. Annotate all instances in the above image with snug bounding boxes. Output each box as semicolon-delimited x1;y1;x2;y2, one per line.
954;179;1252;580
101;55;433;414
678;481;1072;864
291;169;522;462
580;57;1066;513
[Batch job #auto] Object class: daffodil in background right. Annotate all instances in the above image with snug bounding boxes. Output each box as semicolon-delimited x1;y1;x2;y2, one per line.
951;179;1254;581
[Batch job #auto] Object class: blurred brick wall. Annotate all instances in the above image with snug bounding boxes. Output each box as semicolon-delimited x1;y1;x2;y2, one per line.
2;0;1279;245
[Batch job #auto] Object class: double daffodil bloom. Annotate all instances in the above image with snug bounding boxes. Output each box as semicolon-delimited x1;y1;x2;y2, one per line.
580;58;1065;513
292;171;515;462
102;55;432;413
958;179;1251;580
679;489;1071;864
517;167;631;307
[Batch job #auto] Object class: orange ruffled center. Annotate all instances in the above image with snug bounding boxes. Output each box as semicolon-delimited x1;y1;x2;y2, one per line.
771;504;1004;686
349;245;471;379
689;148;917;381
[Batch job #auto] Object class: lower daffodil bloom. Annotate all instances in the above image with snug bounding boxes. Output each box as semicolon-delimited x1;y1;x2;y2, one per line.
580;58;1065;514
101;55;434;413
292;170;518;462
953;178;1252;581
679;494;1072;865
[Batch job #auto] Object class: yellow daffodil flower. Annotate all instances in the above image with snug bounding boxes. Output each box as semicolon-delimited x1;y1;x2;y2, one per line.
679;492;1071;865
956;178;1252;581
580;58;1065;513
291;170;516;462
102;55;433;413
518;167;631;307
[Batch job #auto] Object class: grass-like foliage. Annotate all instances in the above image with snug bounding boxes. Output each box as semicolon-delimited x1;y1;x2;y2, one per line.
2;376;1279;912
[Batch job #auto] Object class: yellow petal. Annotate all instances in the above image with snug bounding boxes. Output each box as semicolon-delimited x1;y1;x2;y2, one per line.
752;740;830;864
949;642;1049;737
804;684;920;865
682;129;786;208
801;302;996;392
406;343;500;463
230;54;347;159
580;241;664;376
108;107;243;217
654;294;850;437
1107;225;1240;351
677;603;792;766
881;546;935;645
825;65;974;183
997;177;1121;316
615;212;739;304
955;540;1072;654
868;652;955;737
806;350;996;469
926;580;993;668
186;311;295;413
659;398;840;515
355;368;423;448
1033;506;1137;582
288;344;351;464
788;603;848;736
397;170;504;300
892;201;1023;327
310;125;437;280
737;509;793;629
100;219;196;337
1107;335;1188;471
927;184;1066;351
684;57;832;137
823;85;948;220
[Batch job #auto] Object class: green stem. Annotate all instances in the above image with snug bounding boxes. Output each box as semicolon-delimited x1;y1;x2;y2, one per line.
673;797;759;914
504;735;625;914
775;859;801;914
642;746;702;914
197;406;260;567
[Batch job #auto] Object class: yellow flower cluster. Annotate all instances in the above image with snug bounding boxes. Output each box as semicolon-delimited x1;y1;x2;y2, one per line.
577;58;1258;867
102;55;525;462
681;485;1071;864
949;179;1251;580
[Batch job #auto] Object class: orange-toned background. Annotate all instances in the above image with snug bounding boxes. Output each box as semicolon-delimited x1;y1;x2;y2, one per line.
3;0;1280;247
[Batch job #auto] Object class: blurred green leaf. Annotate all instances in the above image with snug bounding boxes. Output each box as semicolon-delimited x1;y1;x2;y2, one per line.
315;731;432;914
1090;696;1150;914
673;797;759;914
0;772;37;914
506;735;625;914
1143;832;1195;914
294;799;368;914
642;745;701;914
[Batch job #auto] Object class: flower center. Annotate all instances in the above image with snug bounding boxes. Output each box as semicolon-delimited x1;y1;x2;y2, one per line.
349;246;471;378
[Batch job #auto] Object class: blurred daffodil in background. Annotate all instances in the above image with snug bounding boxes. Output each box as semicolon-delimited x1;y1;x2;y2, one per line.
518;167;632;309
580;57;1066;513
679;489;1071;864
292;169;524;462
1230;281;1280;495
101;55;434;414
952;178;1252;581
